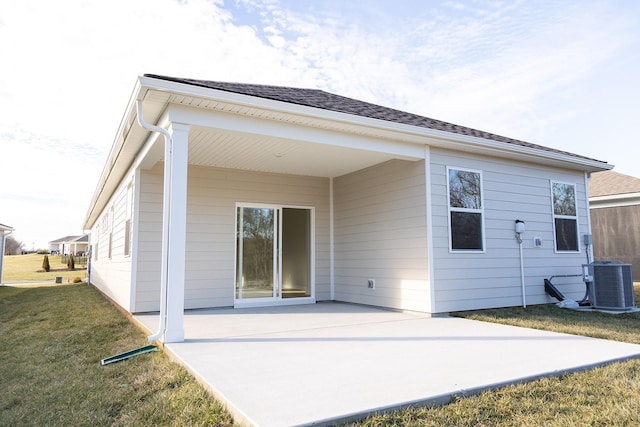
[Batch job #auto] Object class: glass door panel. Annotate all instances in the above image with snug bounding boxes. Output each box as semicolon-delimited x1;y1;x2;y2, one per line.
236;207;276;299
281;208;311;298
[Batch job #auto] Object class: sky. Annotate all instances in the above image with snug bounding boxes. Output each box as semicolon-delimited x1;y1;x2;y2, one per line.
1;0;639;250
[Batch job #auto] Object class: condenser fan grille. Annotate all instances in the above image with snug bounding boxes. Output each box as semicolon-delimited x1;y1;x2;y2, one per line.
588;262;635;310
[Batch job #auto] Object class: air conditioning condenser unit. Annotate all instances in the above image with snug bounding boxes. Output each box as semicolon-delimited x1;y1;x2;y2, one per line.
585;261;635;311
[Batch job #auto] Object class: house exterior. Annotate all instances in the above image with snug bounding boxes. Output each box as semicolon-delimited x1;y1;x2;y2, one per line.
48;235;89;255
1;223;14;284
83;74;611;342
589;170;640;281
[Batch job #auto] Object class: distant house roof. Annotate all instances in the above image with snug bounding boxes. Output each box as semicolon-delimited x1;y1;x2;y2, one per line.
49;234;88;244
145;74;605;164
589;171;640;197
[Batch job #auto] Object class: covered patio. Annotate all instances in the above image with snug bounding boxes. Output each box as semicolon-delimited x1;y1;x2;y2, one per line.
134;303;640;426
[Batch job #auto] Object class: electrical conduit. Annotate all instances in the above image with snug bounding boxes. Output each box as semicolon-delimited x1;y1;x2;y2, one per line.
136;100;172;342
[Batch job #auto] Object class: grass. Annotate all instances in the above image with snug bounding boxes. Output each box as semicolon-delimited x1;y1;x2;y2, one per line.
2;253;86;282
1;273;639;426
0;284;234;426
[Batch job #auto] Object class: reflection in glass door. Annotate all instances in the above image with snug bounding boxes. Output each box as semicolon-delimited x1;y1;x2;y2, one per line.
235;205;312;303
235;207;277;299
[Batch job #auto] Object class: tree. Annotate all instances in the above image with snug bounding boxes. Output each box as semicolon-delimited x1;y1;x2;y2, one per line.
42;255;51;272
4;236;24;255
67;254;75;271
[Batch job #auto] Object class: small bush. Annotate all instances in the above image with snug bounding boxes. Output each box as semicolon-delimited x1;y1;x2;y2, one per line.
42;255;50;272
67;254;75;271
73;277;83;283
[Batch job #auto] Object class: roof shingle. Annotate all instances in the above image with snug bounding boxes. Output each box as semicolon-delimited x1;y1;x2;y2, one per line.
145;73;605;164
589;170;640;197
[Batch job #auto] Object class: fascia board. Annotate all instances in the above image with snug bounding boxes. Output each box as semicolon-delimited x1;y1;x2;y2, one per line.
139;75;612;173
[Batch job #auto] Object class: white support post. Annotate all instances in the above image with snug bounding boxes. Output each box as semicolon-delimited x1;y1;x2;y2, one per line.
164;122;189;343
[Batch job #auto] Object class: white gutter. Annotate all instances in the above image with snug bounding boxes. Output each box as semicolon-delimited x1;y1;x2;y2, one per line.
135;100;172;342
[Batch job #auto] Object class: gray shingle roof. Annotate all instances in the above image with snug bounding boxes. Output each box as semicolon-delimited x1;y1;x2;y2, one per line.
145;74;604;164
49;235;87;244
589;170;640;197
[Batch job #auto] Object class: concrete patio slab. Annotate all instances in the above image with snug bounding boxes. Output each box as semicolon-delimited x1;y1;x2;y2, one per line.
135;303;640;427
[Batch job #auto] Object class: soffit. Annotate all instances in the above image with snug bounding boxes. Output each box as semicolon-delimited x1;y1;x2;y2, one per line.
139;90;423;177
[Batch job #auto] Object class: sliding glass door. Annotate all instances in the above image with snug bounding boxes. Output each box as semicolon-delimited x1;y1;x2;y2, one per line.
236;207;277;299
235;205;312;304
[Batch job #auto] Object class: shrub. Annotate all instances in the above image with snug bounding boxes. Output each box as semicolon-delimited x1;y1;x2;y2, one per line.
67;254;75;271
73;277;83;283
42;255;51;272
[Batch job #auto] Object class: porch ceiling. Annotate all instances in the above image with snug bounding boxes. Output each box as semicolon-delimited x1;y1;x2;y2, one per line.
144;125;420;178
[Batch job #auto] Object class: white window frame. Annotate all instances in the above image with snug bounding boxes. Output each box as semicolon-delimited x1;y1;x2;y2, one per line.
446;166;486;253
234;202;316;308
551;180;580;253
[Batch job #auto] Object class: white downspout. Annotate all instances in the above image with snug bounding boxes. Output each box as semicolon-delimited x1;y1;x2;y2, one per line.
136;100;172;342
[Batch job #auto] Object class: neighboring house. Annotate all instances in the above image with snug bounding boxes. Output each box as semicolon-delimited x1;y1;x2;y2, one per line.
83;74;611;342
1;223;14;284
48;235;89;255
589;170;640;281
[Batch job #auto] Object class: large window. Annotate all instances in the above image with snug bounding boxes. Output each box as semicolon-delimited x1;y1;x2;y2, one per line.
551;181;579;252
447;167;484;252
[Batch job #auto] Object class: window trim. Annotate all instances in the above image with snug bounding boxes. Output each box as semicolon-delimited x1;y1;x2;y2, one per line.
446;166;486;253
550;180;580;253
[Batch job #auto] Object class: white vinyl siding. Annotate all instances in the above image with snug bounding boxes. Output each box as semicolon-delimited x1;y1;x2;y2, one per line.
430;148;590;312
89;172;136;311
134;164;330;312
333;159;430;312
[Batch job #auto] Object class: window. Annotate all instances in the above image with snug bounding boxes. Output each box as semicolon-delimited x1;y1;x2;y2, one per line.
447;167;484;251
124;183;133;256
551;181;579;252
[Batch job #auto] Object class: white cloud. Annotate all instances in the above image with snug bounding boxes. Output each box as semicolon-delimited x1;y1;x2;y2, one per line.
1;0;639;247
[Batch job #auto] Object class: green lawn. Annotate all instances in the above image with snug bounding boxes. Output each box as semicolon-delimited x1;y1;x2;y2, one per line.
1;282;639;426
2;253;87;282
0;284;234;426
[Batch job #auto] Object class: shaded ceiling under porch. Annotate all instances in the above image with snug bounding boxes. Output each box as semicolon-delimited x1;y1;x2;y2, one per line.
140;124;425;178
